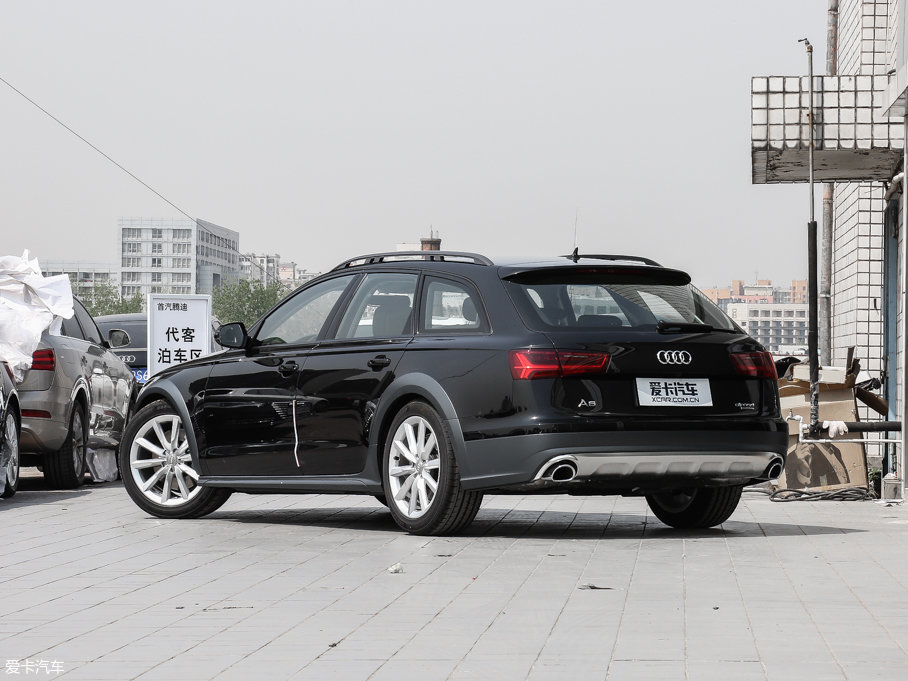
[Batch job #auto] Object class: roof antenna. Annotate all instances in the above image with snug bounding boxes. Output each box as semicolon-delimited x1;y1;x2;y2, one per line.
572;207;579;247
570;246;579;263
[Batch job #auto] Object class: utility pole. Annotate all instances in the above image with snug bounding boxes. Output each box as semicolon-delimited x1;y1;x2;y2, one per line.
820;0;838;365
800;38;820;434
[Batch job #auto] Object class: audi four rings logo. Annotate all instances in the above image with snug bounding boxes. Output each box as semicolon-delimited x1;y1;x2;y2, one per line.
656;350;692;365
121;355;136;363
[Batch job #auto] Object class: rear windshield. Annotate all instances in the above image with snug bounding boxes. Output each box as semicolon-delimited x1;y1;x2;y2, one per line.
504;272;740;332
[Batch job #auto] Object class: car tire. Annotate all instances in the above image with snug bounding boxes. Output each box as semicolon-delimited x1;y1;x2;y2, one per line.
44;406;87;489
1;411;20;498
382;401;482;535
120;401;231;519
645;485;744;529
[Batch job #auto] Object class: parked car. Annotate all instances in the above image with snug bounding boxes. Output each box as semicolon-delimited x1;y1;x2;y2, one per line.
1;362;21;498
96;313;223;386
120;252;787;534
19;298;135;488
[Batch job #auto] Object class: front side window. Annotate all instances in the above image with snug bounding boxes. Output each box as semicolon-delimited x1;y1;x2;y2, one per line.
334;272;418;339
420;277;487;333
255;275;355;346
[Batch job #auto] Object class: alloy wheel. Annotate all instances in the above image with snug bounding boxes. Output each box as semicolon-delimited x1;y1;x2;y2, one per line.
387;415;440;519
129;414;202;507
2;413;18;496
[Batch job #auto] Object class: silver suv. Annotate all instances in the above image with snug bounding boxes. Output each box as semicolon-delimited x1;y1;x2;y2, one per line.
19;298;135;488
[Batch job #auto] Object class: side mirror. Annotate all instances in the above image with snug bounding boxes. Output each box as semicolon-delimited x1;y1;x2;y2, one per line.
108;329;131;348
217;322;249;349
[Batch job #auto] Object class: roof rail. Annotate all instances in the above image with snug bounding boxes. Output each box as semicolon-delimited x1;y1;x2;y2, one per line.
561;250;661;267
332;251;493;270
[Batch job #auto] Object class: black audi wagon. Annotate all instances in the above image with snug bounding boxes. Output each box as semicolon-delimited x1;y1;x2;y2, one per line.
120;252;787;535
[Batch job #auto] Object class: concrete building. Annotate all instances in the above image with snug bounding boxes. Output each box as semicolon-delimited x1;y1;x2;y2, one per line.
751;0;908;496
41;260;119;300
118;217;241;299
240;253;281;286
726;302;810;353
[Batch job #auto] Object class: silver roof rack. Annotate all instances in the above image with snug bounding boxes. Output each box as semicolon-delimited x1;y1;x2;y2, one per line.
332;251;493;270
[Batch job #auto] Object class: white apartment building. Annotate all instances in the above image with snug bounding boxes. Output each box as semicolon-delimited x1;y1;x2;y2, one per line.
240;253;281;286
41;260;119;300
726;302;810;353
118;217;241;299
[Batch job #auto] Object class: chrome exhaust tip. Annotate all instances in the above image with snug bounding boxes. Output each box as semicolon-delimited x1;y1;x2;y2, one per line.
539;459;578;482
763;457;784;481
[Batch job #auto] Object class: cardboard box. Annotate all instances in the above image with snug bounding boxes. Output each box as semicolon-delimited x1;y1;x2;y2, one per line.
777;367;868;492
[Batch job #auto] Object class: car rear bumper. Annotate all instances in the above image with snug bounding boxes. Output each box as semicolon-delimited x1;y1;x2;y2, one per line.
457;427;788;492
19;388;71;454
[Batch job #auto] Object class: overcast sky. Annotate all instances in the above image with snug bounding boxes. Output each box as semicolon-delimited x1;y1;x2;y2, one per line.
0;1;829;287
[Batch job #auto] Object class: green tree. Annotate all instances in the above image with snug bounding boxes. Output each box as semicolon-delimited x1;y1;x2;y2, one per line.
81;280;144;317
212;279;289;328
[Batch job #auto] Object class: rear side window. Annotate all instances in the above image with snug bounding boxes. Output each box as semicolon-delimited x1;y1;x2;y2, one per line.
505;270;738;332
72;300;104;344
334;273;418;339
420;277;488;333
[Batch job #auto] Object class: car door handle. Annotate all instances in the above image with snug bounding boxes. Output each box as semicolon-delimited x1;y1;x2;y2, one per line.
278;361;299;376
368;355;392;370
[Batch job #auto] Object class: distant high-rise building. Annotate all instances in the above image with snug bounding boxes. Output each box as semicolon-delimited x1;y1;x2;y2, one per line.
118;217;241;300
240;253;281;286
41;260;119;300
726;302;809;354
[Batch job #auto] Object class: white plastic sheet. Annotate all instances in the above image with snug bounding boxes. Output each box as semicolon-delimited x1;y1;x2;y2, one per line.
0;250;74;381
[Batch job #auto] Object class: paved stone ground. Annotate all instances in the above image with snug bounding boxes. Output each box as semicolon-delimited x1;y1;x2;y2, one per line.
1;473;906;681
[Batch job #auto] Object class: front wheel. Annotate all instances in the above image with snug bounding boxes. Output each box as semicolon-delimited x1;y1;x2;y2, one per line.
645;485;743;529
382;401;482;535
1;411;20;498
120;401;231;519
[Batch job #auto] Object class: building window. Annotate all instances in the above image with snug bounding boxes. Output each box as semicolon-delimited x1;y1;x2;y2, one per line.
151;272;162;283
123;242;140;254
174;229;191;240
152;229;163;239
173;243;190;254
152;243;163;254
122;257;141;268
151;258;162;268
123;272;139;282
123;228;141;239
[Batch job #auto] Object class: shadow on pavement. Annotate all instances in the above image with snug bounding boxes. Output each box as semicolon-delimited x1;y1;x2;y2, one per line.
201;505;865;539
1;470;121;507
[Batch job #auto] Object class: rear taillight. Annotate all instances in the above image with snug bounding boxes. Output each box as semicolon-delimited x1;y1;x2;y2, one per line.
31;349;56;371
509;349;610;380
730;351;777;379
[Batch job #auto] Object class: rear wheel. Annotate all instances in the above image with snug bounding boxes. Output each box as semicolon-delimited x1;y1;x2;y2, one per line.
44;406;86;489
645;485;743;529
382;401;482;535
120;401;231;519
1;411;20;498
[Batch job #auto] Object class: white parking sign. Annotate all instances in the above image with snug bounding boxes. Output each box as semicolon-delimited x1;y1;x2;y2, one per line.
148;294;212;378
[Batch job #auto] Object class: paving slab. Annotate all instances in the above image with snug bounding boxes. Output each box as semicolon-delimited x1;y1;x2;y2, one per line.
2;474;907;680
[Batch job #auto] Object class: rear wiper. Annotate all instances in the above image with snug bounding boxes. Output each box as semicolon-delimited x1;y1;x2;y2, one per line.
656;319;735;334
